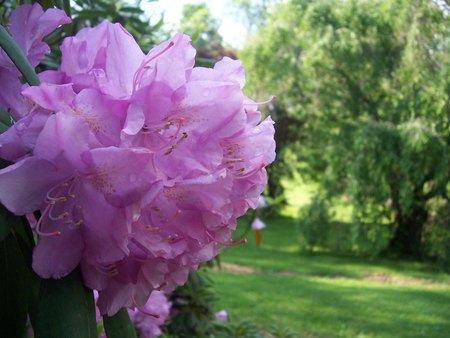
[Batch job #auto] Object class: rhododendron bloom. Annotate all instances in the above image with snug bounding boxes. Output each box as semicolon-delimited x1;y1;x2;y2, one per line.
251;217;266;231
0;14;275;315
215;310;228;322
258;195;268;208
128;291;171;338
0;4;70;161
94;290;171;338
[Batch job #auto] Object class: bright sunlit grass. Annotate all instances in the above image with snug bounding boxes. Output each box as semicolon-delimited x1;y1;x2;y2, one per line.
209;213;450;337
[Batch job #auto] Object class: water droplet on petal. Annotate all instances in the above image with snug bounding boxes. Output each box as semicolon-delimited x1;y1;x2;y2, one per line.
16;122;26;131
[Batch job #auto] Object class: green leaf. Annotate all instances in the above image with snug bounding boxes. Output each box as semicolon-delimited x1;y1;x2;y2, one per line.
103;308;138;338
37;0;55;10
53;0;72;17
0;225;40;338
120;7;144;14
0;108;11;133
0;207;15;242
195;57;215;68
0;234;28;337
63;0;72;18
0;108;11;126
75;10;106;20
0;121;9;133
34;269;97;338
0;25;40;86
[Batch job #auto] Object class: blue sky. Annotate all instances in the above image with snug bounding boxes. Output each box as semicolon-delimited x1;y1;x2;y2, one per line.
142;0;248;48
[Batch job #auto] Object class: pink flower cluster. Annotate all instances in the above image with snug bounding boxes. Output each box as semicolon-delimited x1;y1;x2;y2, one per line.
95;290;171;338
0;4;275;315
128;291;171;338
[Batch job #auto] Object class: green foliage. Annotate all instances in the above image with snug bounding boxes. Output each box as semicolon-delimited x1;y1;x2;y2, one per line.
213;214;450;337
34;269;97;338
179;3;224;60
165;270;217;337
103;309;137;338
426;199;450;272
0;24;40;85
69;0;163;53
241;0;450;259
297;194;332;251
180;3;221;47
0;214;39;338
163;267;297;338
0;0;164;71
228;0;277;33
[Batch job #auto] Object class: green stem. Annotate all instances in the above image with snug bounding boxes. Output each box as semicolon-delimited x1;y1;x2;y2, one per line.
0;24;40;86
103;309;138;338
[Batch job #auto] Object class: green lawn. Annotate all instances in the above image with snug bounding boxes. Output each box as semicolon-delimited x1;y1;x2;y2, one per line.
209;215;450;338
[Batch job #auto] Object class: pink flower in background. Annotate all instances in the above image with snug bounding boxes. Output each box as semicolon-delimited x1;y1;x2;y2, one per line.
258;195;268;208
94;290;171;338
215;310;228;322
0;4;70;162
251;217;267;247
0;11;276;316
128;291;171;338
251;217;267;231
0;4;70;119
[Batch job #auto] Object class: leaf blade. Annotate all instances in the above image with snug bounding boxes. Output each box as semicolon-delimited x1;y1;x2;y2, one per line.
34;269;96;338
103;308;138;338
0;25;40;86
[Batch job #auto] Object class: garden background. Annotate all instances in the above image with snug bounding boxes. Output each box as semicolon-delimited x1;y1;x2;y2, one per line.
1;0;449;337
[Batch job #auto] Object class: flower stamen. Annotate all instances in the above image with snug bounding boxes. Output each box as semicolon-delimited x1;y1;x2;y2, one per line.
206;231;247;250
131;296;160;318
246;95;277;106
236;163;266;178
35;203;61;237
133;41;175;93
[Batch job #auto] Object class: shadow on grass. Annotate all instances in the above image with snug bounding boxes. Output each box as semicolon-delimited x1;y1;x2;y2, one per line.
213;211;450;337
211;271;450;338
229;215;450;283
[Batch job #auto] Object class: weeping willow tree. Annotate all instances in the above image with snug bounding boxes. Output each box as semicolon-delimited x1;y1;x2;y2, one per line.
241;0;450;258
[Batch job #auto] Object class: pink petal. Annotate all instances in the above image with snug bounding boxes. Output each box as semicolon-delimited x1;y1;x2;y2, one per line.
0;109;48;161
73;89;127;146
78;182;129;264
34;112;90;170
0;157;66;215
60;22;144;98
97;280;133;316
8;4;70;67
214;57;246;88
121;103;145;139
81;147;160;206
22;83;76;112
60;22;109;78
32;214;84;279
0;69;28;119
80;259;110;291
104;24;144;96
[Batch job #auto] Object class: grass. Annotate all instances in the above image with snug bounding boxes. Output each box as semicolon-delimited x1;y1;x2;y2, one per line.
208;214;450;338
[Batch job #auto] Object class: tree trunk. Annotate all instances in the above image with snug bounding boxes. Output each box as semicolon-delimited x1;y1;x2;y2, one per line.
388;204;427;258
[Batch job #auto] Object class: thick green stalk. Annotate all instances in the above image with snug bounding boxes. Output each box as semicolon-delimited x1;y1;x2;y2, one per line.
0;24;40;86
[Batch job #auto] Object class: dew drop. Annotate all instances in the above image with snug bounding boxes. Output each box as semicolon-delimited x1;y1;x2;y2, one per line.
16;122;26;131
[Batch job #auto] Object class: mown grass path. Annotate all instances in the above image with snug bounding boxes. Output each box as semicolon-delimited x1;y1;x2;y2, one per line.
210;216;450;338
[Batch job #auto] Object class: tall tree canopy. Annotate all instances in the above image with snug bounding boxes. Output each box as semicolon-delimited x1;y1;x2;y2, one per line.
180;3;223;59
241;0;450;258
